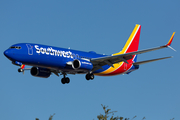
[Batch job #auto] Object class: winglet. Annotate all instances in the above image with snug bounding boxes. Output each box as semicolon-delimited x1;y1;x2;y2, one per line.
166;32;175;46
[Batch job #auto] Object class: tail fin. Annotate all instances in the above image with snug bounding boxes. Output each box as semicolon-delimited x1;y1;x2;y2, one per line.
113;24;141;62
121;24;141;53
114;24;141;55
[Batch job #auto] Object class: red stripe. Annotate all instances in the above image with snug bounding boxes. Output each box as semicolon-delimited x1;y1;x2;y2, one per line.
125;26;141;53
21;65;25;69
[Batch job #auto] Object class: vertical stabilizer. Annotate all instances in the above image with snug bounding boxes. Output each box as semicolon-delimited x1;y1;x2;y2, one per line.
114;24;141;56
113;24;141;63
121;24;141;54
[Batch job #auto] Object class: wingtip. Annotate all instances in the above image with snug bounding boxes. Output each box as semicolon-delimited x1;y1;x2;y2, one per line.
166;32;175;46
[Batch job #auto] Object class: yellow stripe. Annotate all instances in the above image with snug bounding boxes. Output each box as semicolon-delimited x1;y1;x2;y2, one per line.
167;32;175;45
121;24;140;54
112;24;140;56
95;24;140;75
95;62;123;75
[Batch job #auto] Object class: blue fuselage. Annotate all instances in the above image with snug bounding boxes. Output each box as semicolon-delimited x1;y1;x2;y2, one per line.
4;43;107;73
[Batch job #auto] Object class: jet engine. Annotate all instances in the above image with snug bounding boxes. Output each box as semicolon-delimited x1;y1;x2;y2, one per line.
30;67;51;78
72;59;93;71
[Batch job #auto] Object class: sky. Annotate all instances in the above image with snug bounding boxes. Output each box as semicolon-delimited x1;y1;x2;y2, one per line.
0;0;180;120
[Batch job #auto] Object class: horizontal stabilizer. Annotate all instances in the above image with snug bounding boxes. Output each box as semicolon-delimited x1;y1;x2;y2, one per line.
133;56;172;65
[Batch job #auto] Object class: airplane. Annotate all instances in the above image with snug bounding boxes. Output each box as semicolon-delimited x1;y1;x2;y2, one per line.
4;24;175;84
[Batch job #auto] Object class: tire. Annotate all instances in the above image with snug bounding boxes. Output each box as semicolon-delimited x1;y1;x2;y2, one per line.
61;78;66;84
18;68;23;72
90;74;94;80
86;74;90;80
65;77;70;83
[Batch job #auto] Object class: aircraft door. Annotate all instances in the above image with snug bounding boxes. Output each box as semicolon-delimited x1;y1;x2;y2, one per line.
26;44;33;55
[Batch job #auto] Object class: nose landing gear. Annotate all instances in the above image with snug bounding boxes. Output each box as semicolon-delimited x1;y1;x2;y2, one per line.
18;68;24;72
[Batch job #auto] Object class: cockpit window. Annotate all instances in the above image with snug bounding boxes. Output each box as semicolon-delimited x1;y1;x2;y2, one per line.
10;46;15;49
10;46;21;49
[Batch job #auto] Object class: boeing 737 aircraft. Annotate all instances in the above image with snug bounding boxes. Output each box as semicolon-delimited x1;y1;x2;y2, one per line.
4;24;175;84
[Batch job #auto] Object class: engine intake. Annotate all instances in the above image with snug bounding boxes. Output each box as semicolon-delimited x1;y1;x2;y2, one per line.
30;67;51;78
72;59;93;71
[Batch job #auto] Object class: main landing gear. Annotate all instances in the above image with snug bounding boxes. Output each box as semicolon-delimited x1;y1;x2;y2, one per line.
61;73;70;84
60;72;95;84
86;73;94;80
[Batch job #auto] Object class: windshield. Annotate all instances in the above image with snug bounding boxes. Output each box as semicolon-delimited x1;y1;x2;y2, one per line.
10;46;21;49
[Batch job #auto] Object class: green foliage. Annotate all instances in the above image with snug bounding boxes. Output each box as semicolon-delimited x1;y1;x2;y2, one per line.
49;113;55;120
97;104;126;120
96;105;174;120
35;113;55;120
97;104;140;120
34;105;175;120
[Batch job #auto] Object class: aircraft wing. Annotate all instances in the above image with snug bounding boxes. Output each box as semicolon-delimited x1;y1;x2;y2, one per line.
90;32;175;70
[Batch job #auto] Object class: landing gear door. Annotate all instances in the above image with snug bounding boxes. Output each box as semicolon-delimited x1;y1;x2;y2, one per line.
26;44;33;55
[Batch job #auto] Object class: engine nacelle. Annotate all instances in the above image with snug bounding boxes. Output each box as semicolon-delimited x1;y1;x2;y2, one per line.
30;67;51;78
72;59;93;71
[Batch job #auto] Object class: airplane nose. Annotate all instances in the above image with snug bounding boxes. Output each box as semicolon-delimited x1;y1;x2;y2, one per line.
4;49;10;58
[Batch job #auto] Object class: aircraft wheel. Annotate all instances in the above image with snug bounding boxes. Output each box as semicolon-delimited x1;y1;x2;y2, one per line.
65;77;70;84
61;77;70;84
90;74;94;80
86;74;90;80
61;78;66;84
18;68;23;72
86;73;94;80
